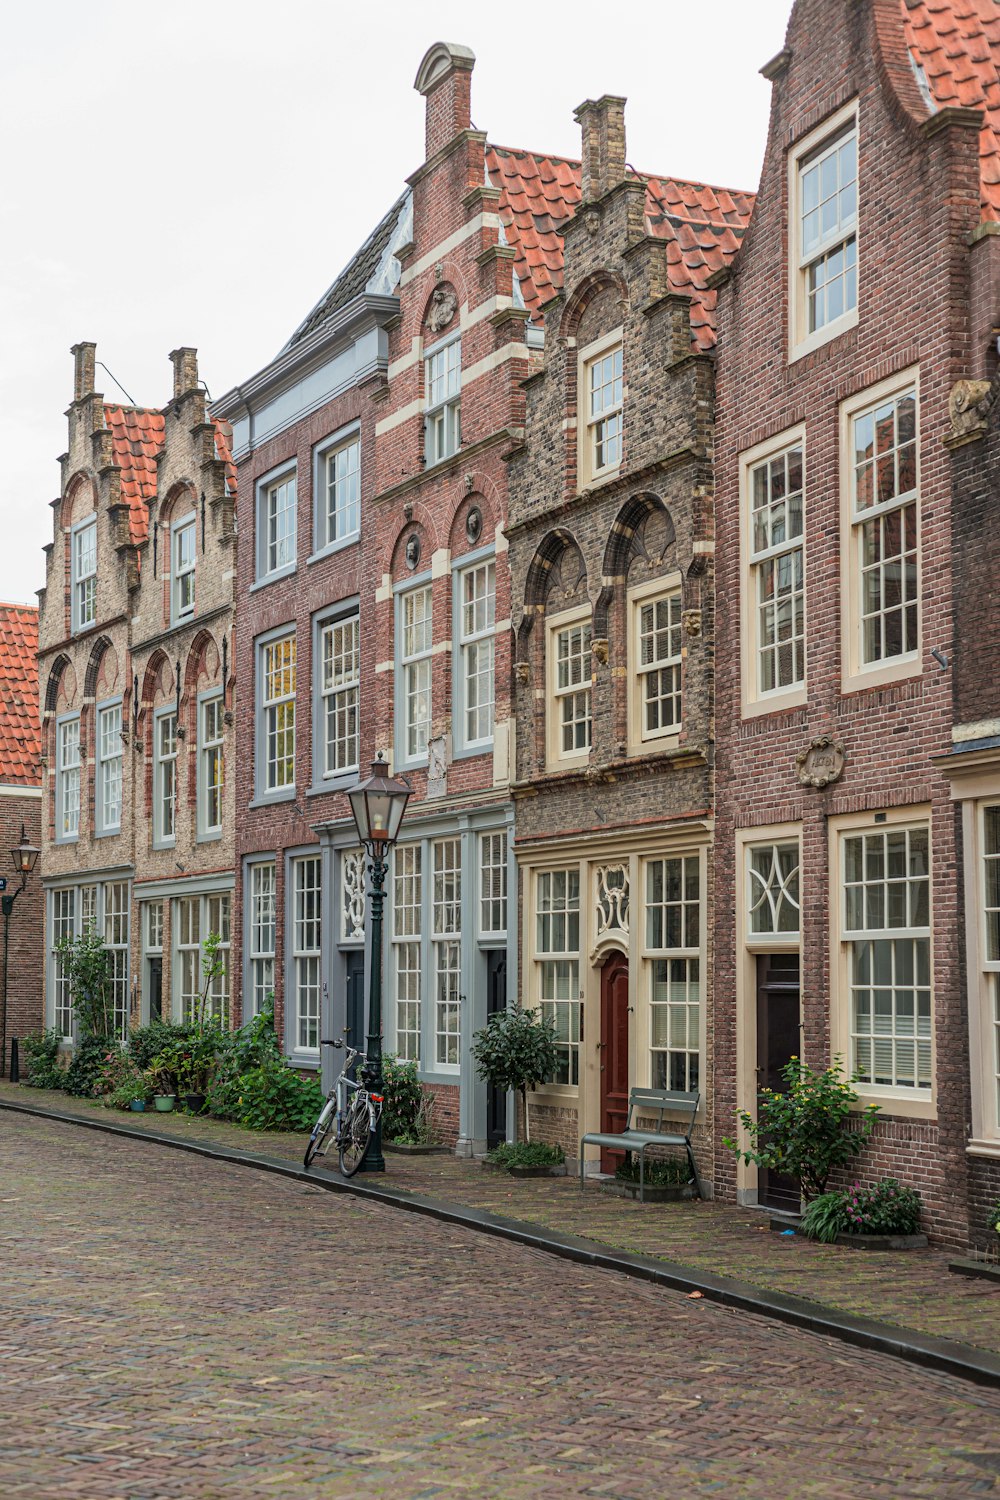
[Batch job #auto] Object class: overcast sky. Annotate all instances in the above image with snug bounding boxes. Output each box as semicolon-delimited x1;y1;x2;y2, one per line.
0;0;791;607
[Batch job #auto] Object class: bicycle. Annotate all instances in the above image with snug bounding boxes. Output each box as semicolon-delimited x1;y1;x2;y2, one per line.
303;1039;384;1177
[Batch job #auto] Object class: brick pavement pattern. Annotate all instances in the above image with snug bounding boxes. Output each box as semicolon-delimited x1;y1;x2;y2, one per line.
5;1083;1000;1359
2;1112;1000;1499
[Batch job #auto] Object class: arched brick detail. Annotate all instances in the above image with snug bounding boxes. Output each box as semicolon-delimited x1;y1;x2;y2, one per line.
559;270;629;342
594;494;676;636
44;654;72;717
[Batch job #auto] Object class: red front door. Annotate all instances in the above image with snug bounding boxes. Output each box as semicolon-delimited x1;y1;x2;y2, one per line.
600;951;630;1173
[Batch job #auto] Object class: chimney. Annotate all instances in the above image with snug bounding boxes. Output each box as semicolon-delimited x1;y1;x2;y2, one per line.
574;95;628;203
71;342;97;402
414;42;476;160
170;347;199;399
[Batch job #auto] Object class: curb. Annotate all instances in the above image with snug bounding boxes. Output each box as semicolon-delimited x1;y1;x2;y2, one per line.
5;1095;1000;1392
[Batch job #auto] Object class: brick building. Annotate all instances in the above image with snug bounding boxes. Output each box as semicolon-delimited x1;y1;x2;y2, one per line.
712;0;999;1243
0;604;43;1063
38;344;236;1042
506;99;751;1173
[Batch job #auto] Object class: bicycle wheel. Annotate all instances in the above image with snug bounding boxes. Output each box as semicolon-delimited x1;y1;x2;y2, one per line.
304;1098;336;1169
339;1095;371;1178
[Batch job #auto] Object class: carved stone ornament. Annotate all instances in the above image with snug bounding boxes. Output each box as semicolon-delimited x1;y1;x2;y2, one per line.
592;637;610;666
796;736;845;789
466;505;482;543
515;661;531;686
583;209;601;236
405;533;421;570
682;608;702;638
948;378;994;440
427;283;458;335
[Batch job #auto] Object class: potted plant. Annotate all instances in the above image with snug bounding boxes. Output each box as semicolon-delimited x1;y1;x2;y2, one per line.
471;1007;558;1145
145;1058;175;1112
800;1178;927;1249
107;1074;149;1112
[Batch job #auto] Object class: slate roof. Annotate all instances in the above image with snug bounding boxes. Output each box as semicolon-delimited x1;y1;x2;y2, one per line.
903;0;1000;221
283;192;411;351
485;146;754;350
102;406;237;546
0;605;40;788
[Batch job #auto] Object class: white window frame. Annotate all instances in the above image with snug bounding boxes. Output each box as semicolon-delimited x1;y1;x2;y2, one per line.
967;800;1000;1147
432;838;462;1071
95;698;122;836
71;516;97;633
479;830;508;938
289;853;322;1060
534;868;581;1089
839;369;921;693
245;859;276;1020
578;327;623;487
547;606;592;768
317;610;360;781
49;880;132;1041
174;891;231;1026
424;333;461;466
313;427;361;555
153;707;177;848
255;463;297;583
50;887;77;1039
644;853;703;1093
628;575;683;751
747;840;801;940
397;581;434;768
256;628;296;799
197;692;224;839
171;512;197;623
789;102;859;361
454;555;495;754
55;713;81;843
740;428;808;716
392;843;423;1064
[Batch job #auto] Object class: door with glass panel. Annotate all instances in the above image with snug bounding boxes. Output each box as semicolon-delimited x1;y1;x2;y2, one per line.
755;954;801;1211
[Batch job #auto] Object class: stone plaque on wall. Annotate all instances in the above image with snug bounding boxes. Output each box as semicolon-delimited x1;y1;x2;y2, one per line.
796;736;845;789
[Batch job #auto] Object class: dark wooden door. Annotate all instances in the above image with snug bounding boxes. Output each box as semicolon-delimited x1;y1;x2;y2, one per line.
147;957;162;1023
600;951;630;1173
755;954;801;1211
345;951;365;1075
486;950;507;1148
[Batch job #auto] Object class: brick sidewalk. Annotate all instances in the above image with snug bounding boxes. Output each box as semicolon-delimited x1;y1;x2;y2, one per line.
3;1080;998;1359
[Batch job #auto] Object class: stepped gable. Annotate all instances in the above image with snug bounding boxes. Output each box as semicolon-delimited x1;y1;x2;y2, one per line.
902;0;1000;219
486;144;754;351
0;604;40;786
103;405;164;546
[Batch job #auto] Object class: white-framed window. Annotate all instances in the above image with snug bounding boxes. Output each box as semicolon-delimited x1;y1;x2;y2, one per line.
153;709;177;846
56;715;81;841
458;559;495;748
400;584;433;763
790;105;858;356
580;329;623;484
645;856;701;1092
634;588;683;742
172;515;196;621
95;701;122;835
979;806;1000;1140
748;842;801;936
316;431;360;550
198;695;224;837
479;831;507;936
257;467;296;580
259;631;296;794
748;443;805;698
320;614;360;778
849;384;919;672
175;893;230;1026
104;881;130;1039
393;843;422;1063
50;881;132;1040
71;518;97;632
549;612;592;764
291;855;322;1055
425;336;461;465
247;861;276;1018
841;824;931;1094
432;838;462;1068
536;869;581;1086
51;888;76;1039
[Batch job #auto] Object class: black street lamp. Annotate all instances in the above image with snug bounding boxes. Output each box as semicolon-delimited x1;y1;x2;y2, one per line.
347;753;411;1171
1;823;40;1078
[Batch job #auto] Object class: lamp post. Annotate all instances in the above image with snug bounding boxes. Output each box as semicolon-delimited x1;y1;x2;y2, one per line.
347;752;411;1172
1;823;41;1078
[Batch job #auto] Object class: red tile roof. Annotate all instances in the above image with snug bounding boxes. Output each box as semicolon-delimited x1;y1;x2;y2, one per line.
902;0;1000;220
486;146;754;350
0;605;40;788
103;406;238;545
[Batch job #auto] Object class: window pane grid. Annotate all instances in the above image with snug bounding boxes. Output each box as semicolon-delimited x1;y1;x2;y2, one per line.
748;842;801;935
425;340;461;464
645;857;700;952
200;697;224;833
324;437;360;545
97;704;122;831
650;957;700;1092
104;882;130;1040
173;520;196;618
479;831;507;935
402;587;433;759
321;617;360;775
536;870;581;1085
638;593;682;734
800;128;857;334
266;476;296;574
555;622;592;754
52;889;76;1037
750;445;805;693
588;345;623;472
852;390;918;666
73;521;97;629
461;561;495;744
262;634;296;790
393;845;422;1062
155;713;177;842
293;856;322;1052
58;718;81;838
249;863;276;1018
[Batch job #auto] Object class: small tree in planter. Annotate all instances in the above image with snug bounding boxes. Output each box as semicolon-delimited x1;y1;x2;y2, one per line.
56;927;115;1039
471;1007;558;1144
723;1056;879;1204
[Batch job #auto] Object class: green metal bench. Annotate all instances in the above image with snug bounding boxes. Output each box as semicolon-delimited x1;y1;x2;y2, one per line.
579;1087;702;1203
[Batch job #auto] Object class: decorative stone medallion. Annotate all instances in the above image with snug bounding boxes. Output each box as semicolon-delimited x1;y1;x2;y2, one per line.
796;735;845;789
405;533;421;570
466;505;482;544
427;283;458;335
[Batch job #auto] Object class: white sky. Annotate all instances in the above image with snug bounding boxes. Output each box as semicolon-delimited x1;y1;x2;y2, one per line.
0;0;791;606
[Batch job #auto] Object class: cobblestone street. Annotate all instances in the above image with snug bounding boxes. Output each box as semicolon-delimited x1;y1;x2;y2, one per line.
1;1114;999;1498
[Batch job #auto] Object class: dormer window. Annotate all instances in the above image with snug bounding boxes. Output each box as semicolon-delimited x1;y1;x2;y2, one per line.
579;329;623;486
72;518;97;632
425;336;461;465
172;515;196;622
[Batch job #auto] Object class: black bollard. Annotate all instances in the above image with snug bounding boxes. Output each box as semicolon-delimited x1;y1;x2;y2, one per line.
9;1037;18;1084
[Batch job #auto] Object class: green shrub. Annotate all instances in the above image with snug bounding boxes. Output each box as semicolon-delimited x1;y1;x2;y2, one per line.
485;1141;564;1169
723;1057;880;1202
989;1199;1000;1241
614;1153;691;1188
381;1054;430;1143
54;928;115;1040
20;1029;65;1090
801;1178;922;1242
471;1008;559;1144
207;1007;282;1121
231;1055;325;1132
128;1021;200;1074
63;1035;112;1098
107;1075;148;1110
